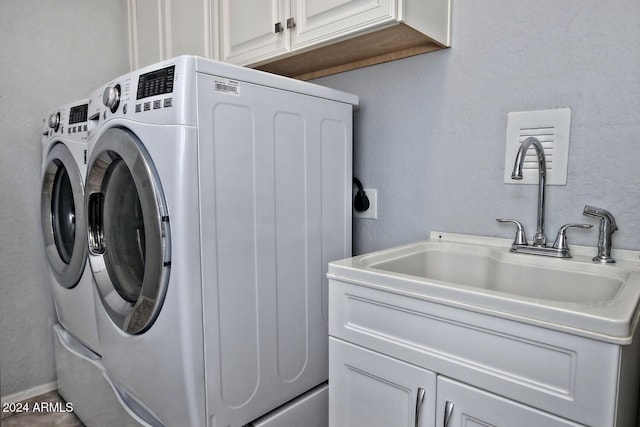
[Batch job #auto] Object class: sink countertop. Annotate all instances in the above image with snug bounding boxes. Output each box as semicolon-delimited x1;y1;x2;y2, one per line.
328;232;640;344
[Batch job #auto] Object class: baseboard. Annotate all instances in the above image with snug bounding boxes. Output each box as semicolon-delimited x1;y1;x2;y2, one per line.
1;381;58;404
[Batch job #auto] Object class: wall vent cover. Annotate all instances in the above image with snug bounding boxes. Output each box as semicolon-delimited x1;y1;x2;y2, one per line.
504;108;571;185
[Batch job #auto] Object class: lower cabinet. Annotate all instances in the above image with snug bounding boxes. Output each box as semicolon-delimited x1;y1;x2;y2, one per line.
329;338;436;427
435;377;582;427
330;338;583;427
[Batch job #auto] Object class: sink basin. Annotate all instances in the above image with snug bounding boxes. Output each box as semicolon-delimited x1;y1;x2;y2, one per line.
328;232;640;342
371;249;625;304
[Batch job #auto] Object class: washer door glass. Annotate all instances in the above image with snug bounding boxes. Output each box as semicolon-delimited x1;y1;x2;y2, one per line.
41;143;87;288
103;159;146;302
86;127;170;334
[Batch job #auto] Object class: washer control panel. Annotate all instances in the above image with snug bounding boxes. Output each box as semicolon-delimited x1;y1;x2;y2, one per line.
134;65;175;114
88;58;194;130
137;65;174;100
102;84;121;113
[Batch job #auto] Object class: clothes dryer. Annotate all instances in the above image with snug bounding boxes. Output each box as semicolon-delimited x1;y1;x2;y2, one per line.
41;99;100;354
84;56;357;426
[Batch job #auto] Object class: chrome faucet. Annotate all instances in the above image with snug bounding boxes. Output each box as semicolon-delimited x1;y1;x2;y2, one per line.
583;205;618;263
497;137;592;258
511;137;547;246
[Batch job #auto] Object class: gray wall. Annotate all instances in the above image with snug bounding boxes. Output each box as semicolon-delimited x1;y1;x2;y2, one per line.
316;0;640;256
0;1;129;398
1;0;639;400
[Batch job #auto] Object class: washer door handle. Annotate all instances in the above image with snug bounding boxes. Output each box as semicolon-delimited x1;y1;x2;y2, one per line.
88;192;105;254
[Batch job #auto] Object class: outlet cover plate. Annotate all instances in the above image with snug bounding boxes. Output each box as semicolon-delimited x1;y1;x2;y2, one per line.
504;108;571;185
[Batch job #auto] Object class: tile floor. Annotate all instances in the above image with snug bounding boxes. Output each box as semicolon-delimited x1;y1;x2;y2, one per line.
1;390;84;427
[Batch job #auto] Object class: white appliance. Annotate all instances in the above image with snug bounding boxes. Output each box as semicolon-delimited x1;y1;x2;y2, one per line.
42;101;143;426
53;324;146;427
84;56;357;426
41;99;100;354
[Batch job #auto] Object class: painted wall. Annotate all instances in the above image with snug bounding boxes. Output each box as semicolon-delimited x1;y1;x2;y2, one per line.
316;0;640;256
0;1;129;398
1;0;638;401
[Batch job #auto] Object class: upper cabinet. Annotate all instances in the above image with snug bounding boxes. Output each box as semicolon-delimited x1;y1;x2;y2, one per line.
129;0;450;79
218;0;289;67
220;0;451;79
219;0;403;66
128;0;217;70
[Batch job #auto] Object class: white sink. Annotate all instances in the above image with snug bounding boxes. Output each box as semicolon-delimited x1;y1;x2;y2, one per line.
371;248;626;304
328;232;640;343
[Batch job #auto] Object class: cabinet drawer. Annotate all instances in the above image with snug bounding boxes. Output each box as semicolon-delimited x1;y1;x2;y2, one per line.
329;279;620;426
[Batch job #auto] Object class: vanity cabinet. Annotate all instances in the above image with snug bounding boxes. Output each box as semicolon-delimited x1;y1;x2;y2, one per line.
217;0;450;79
330;338;582;427
328;279;640;427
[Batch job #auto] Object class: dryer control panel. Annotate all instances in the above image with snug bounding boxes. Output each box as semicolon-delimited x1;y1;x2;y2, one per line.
69;104;88;125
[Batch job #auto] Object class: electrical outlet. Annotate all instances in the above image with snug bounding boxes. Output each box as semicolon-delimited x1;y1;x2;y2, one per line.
353;188;377;220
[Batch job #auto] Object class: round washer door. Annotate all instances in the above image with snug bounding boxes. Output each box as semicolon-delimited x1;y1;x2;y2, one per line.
85;127;171;334
41;142;88;288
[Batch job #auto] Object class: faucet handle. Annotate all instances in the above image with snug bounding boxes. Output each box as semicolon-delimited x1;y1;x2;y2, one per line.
496;219;527;246
552;223;593;251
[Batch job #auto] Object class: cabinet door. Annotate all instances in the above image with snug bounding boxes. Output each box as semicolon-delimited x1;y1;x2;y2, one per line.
128;0;165;69
330;338;436;427
128;0;214;70
219;0;289;65
291;0;396;49
166;0;211;58
436;377;583;427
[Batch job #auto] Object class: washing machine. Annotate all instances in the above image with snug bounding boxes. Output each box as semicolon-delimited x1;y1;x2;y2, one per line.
41;99;100;354
84;55;357;426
